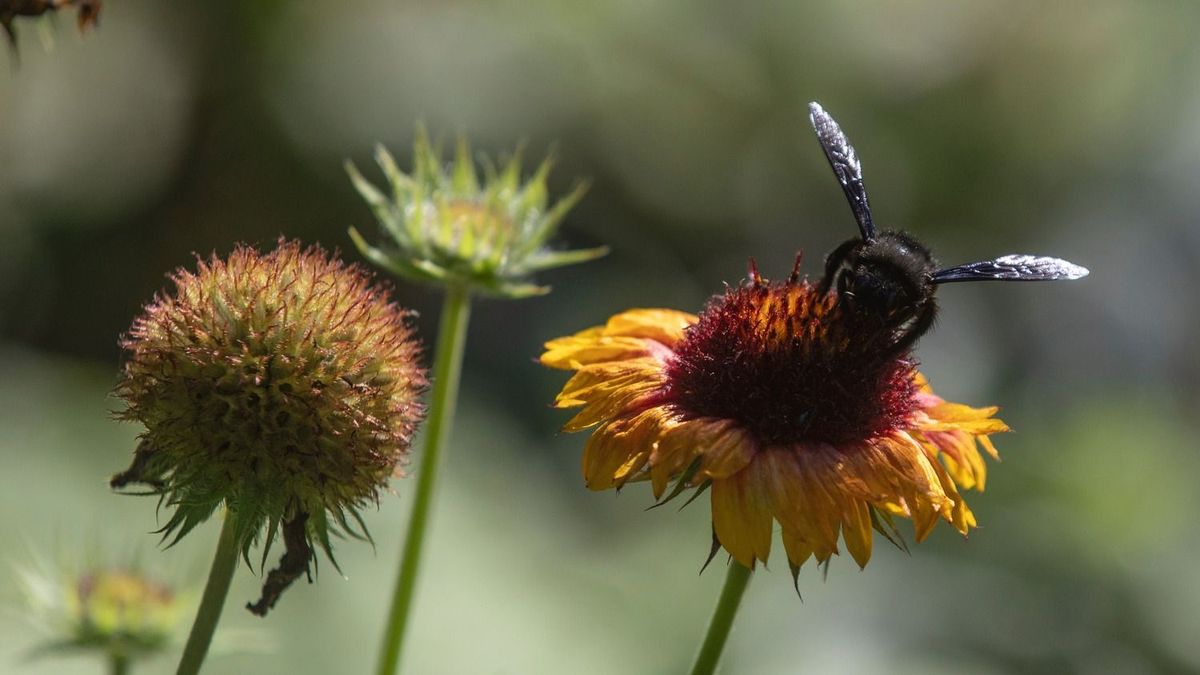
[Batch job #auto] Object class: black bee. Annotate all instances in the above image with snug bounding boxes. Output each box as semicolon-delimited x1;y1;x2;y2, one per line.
808;102;1088;357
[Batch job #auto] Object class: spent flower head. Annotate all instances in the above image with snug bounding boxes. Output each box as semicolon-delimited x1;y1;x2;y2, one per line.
541;259;1008;587
111;239;426;615
347;128;606;298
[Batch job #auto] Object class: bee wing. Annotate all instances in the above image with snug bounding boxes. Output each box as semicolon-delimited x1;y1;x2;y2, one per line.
809;102;876;241
931;254;1089;284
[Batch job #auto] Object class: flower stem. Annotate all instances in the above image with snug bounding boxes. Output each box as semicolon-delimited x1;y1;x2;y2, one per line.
110;652;130;675
689;562;753;675
375;284;472;675
175;513;239;675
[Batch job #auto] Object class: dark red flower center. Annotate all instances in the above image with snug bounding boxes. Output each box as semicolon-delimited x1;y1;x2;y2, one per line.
664;278;918;446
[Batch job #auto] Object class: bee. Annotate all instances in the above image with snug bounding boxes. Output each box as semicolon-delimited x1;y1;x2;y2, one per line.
1;0;101;55
808;102;1088;357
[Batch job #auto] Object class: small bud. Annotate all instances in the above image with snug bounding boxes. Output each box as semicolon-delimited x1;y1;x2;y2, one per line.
20;564;184;666
347;128;607;298
111;239;427;613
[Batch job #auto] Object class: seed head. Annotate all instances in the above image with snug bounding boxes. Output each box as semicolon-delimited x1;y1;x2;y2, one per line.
111;239;426;613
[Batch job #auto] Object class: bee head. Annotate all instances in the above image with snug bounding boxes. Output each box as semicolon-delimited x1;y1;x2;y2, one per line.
835;231;936;323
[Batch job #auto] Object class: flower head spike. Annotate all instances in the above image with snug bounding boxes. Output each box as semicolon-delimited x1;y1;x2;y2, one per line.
541;258;1008;583
346;127;607;298
111;239;426;615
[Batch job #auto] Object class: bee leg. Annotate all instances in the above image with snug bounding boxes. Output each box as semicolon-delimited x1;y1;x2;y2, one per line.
887;299;937;358
819;239;858;294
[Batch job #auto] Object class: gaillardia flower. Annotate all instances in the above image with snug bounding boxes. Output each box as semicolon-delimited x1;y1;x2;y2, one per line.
111;239;426;615
541;260;1007;580
346;128;607;298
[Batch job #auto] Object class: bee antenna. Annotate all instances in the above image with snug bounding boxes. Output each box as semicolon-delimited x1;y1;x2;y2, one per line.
788;250;804;284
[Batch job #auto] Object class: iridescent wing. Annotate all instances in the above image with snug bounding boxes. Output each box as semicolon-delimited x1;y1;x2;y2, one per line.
931;254;1090;284
809;102;876;241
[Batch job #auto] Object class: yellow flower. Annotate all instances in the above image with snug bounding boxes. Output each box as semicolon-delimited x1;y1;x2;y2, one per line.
541;264;1007;580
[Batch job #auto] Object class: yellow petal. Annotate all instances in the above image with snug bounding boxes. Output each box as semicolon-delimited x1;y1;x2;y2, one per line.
840;499;873;568
602;309;697;345
581;409;665;490
926;450;977;535
648;419;704;498
562;379;660;432
554;360;662;408
919;430;986;491
979;434;1001;460
541;335;667;370
911;496;941;542
711;462;773;568
581;423;635;491
762;447;840;558
697;422;757;479
781;528;815;569
927;402;1000;422
919;413;1010;435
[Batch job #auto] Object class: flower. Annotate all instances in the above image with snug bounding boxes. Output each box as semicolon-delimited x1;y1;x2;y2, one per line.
540;260;1007;581
346;128;607;298
20;565;184;664
111;239;426;614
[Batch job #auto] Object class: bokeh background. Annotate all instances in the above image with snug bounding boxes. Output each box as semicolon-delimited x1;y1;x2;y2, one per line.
2;1;1198;673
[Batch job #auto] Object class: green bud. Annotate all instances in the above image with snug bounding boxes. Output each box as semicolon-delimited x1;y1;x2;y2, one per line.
347;128;607;298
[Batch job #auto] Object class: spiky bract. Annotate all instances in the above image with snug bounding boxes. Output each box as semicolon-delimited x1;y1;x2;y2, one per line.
347;128;606;298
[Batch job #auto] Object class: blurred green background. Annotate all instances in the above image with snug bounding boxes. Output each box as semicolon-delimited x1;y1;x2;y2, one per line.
2;1;1198;673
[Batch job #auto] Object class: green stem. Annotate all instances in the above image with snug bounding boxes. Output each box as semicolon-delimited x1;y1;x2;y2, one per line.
175;513;239;675
110;652;130;675
689;562;753;675
375;284;472;675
